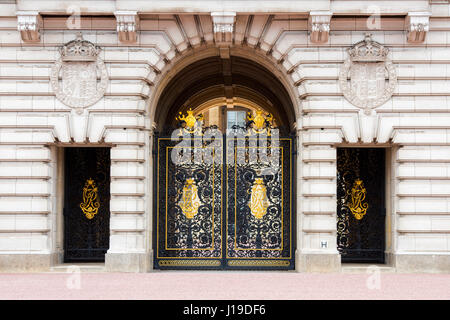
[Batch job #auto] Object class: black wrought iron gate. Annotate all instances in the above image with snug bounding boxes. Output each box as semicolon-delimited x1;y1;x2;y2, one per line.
337;148;385;263
64;147;110;262
154;114;295;270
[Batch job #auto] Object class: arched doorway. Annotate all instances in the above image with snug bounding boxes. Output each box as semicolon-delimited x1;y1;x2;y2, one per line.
151;49;297;270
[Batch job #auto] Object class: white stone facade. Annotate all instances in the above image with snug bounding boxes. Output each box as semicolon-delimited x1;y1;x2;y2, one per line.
0;0;449;272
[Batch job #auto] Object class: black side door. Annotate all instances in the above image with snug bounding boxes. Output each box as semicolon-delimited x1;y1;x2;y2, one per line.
64;147;110;262
337;148;386;263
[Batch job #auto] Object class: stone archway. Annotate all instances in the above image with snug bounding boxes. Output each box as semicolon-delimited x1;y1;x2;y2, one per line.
149;45;301;270
148;46;301;131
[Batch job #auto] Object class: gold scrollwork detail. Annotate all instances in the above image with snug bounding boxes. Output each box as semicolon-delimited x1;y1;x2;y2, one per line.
347;178;368;220
227;260;290;267
80;178;100;219
248;178;269;219
178;178;202;219
159;260;221;267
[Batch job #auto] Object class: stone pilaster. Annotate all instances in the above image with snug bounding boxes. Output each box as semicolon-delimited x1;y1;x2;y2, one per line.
105;128;150;272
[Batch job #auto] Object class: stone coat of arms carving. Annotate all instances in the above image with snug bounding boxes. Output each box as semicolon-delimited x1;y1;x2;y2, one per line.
51;33;108;113
339;34;397;114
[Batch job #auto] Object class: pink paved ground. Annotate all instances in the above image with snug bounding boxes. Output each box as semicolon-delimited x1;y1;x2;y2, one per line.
0;272;449;300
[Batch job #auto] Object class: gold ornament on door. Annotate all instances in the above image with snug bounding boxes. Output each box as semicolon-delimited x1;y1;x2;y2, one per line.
347;179;368;220
80;178;100;219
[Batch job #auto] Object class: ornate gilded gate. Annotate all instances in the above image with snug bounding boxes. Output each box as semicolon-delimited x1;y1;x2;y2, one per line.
337;148;385;263
64;147;110;262
154;111;295;270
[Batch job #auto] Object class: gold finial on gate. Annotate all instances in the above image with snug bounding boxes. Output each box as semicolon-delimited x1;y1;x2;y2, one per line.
176;108;204;133
246;110;274;135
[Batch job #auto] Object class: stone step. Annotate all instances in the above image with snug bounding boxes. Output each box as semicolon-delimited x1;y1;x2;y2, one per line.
341;264;396;273
49;263;106;273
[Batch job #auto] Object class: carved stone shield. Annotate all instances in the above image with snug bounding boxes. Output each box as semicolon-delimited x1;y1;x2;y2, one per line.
51;34;108;113
61;62;97;100
339;34;397;114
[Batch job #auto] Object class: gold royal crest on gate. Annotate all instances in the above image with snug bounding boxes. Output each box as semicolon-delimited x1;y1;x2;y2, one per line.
178;178;202;219
249;178;269;219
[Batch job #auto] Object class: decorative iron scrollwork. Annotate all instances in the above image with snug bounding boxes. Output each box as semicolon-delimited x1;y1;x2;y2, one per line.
80;178;100;219
155;107;294;269
158;260;221;267
156;135;222;261
226;126;292;262
227;260;290;267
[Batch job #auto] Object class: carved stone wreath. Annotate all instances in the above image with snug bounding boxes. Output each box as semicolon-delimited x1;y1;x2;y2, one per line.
339;34;397;114
50;33;108;113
